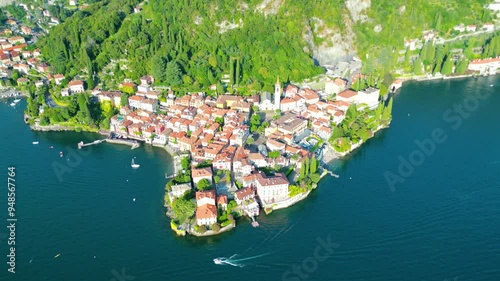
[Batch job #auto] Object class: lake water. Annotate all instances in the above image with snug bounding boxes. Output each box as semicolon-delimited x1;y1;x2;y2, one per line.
1;76;499;281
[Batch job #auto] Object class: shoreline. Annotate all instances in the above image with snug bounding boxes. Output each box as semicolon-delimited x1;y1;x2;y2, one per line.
396;71;495;86
23;71;452;239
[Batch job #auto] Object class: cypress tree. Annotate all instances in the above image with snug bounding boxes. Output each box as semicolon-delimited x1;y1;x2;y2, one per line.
441;55;454;75
413;57;423;75
382;97;393;121
310;156;317;174
235;57;240;85
304;156;310;175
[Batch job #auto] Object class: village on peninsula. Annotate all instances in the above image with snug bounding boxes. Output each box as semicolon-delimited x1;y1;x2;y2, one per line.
3;1;500;237
107;74;392;236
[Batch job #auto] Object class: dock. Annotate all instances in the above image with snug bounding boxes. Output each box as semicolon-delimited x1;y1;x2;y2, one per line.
321;166;340;178
78;140;105;149
251;216;259;227
325;170;340;178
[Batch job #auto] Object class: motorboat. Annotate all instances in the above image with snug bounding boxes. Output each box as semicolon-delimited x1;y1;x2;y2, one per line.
213;258;226;265
131;158;140;169
32;141;39;145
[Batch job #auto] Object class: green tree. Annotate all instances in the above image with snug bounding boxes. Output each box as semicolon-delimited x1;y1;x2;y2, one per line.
434;13;442;31
250;114;261;133
214;175;221;184
310;156;318;174
382;97;393;121
211;223;221;232
171;198;196;223
196;179;212;191
216;82;224;95
246;136;254;145
215;117;224;125
181;157;190;171
441;55;454;75
413;58;423;75
165;61;182;86
304;156;310;175
151;55;167;82
455;59;469;74
198;225;207;233
120;93;129;107
268;151;281;159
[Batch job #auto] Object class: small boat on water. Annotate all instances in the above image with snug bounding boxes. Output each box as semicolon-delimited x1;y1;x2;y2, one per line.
10;102;16;106
60;151;64;157
32;141;39;145
54;253;61;258
49;146;54;149
13;99;21;103
131;158;140;169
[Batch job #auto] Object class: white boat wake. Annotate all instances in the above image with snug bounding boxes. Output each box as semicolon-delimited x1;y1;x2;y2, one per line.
213;253;271;267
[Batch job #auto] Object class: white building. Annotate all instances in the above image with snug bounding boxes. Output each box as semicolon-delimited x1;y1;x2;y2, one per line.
195;190;217;226
483;23;495;32
196;190;216;206
468;57;500;75
357;87;380;109
255;172;289;203
274;77;281;110
128;95;144;109
61;88;70;97
258;92;274;111
192;167;213;185
169;183;192;199
140;99;158;113
325;78;347;95
68;80;84;93
280;98;296;112
466;25;476;32
337;87;380;110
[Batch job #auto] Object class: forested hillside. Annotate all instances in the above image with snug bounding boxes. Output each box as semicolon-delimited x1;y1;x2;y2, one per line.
32;0;494;90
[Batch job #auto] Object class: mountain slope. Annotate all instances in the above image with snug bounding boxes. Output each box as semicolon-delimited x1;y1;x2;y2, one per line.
35;0;494;90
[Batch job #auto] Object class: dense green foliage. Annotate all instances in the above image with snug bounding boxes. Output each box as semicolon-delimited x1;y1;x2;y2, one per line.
196;179;212;191
171;193;196;225
356;0;493;74
35;0;325;92
329;99;392;152
296;155;321;191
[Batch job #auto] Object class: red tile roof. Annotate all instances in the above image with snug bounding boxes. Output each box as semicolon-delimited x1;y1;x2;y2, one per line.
196;204;217;219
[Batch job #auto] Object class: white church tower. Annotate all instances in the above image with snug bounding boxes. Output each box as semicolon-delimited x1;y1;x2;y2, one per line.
274;76;281;111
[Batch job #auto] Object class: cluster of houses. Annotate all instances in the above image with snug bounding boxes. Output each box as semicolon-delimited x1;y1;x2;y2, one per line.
453;23;495;33
16;1;90;27
106;74;385;226
404;22;496;52
0;19;47;80
168;164;292;226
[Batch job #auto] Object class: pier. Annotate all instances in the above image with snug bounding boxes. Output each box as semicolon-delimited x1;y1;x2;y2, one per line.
321;166;340;178
77;135;141;150
78;139;105;149
251;217;259;228
325;170;340;178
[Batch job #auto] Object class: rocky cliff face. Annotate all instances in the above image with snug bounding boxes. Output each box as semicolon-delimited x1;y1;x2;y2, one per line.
0;0;16;7
304;0;371;66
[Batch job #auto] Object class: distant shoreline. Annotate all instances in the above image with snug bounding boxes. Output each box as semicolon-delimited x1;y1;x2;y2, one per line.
398;72;496;86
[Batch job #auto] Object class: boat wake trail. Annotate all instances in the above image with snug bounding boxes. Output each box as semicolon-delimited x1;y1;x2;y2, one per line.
213;252;272;267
